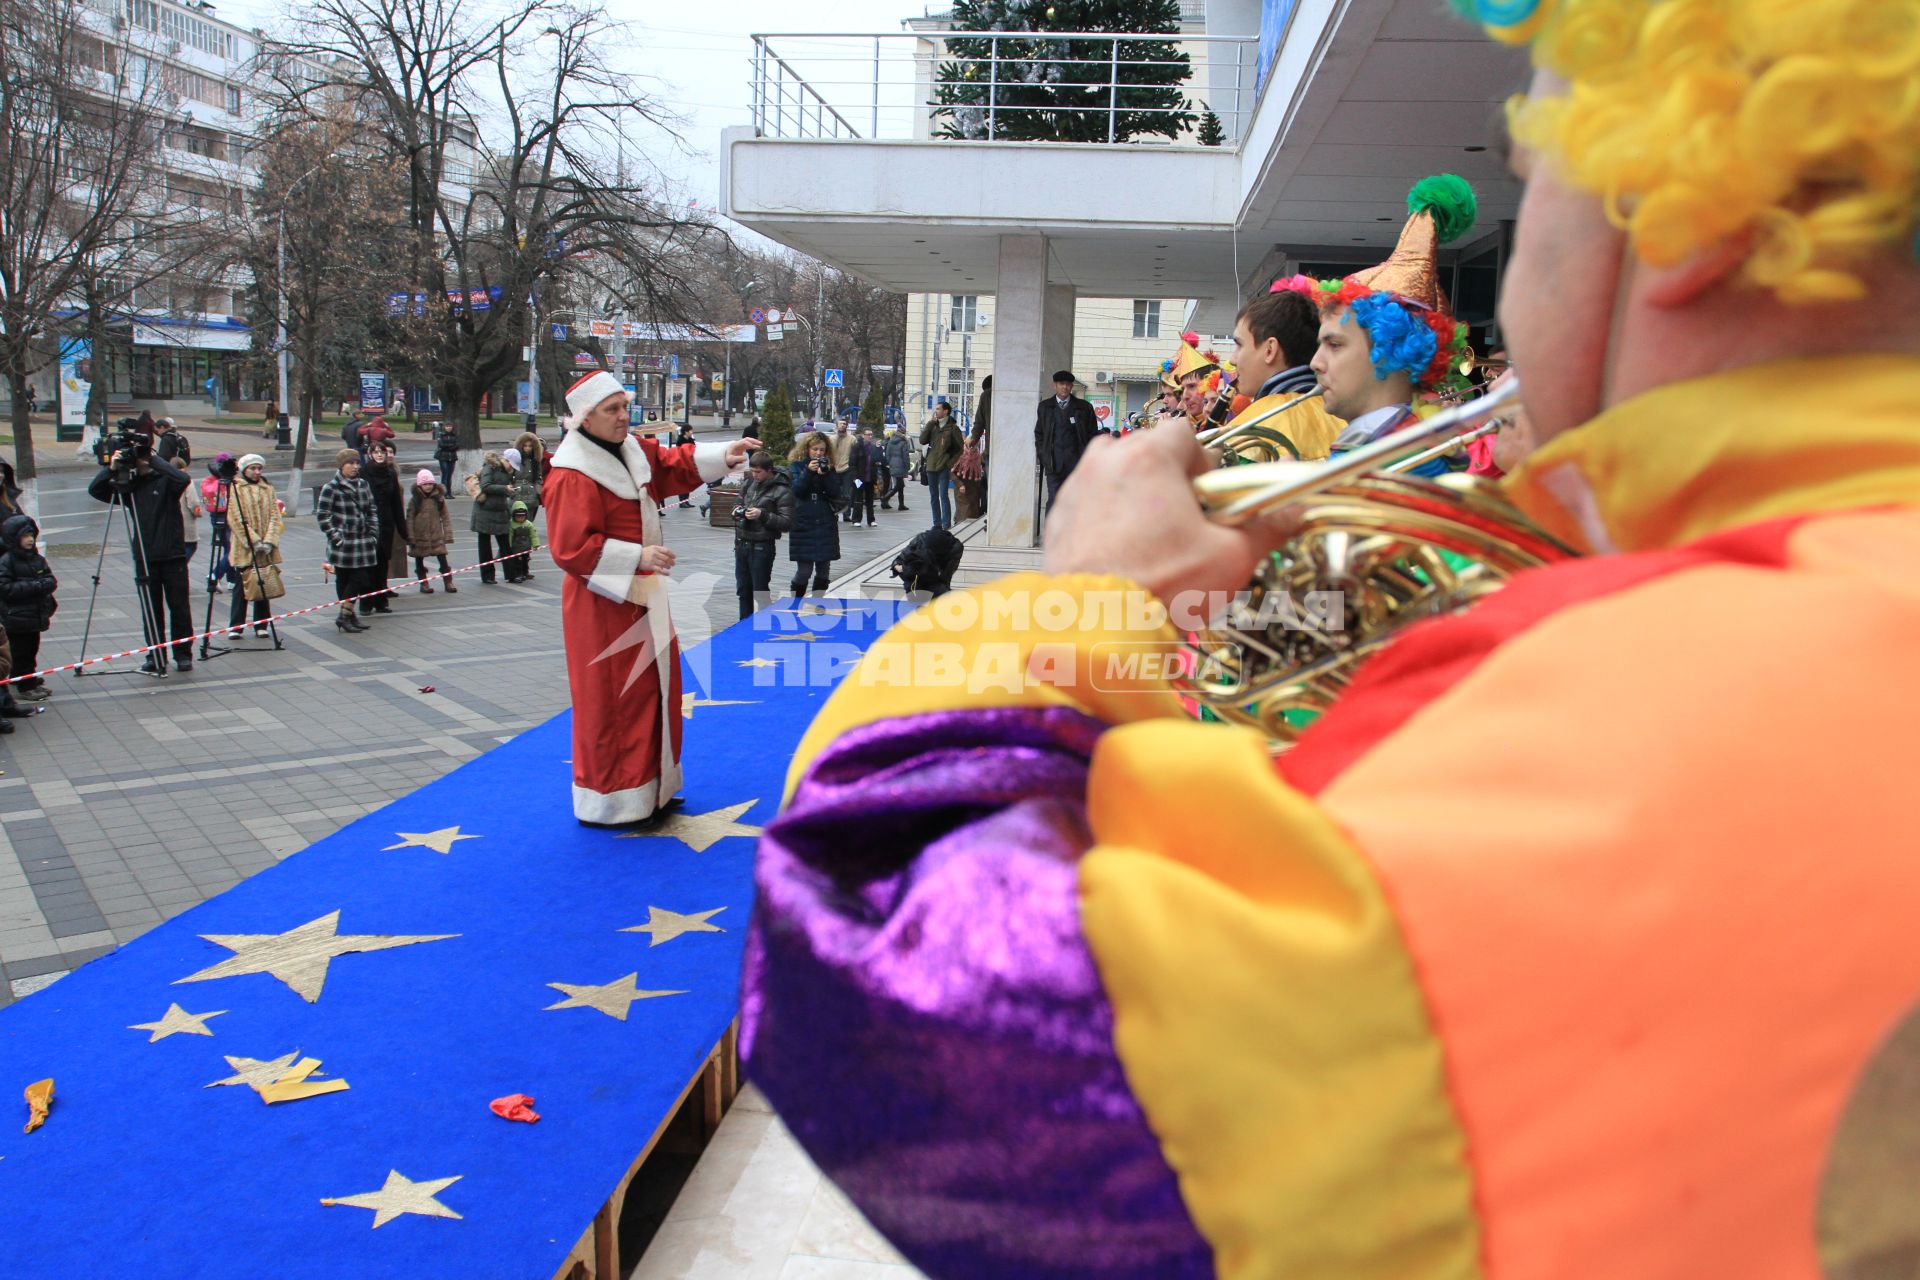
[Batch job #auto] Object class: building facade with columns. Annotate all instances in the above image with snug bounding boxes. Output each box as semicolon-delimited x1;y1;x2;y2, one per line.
904;290;1220;435
725;0;1527;551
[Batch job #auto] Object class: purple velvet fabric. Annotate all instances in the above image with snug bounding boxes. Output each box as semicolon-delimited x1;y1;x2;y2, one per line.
743;705;1213;1279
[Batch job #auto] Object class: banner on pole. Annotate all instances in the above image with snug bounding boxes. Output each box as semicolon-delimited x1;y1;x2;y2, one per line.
57;338;92;443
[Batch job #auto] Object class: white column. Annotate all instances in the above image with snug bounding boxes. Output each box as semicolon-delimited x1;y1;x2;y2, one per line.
987;234;1074;550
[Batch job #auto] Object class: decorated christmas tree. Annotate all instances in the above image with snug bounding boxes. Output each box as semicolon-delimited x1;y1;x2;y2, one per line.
933;0;1194;143
857;381;886;431
758;384;796;462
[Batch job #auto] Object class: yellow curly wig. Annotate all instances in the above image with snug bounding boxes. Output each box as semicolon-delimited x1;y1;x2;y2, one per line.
1456;0;1920;303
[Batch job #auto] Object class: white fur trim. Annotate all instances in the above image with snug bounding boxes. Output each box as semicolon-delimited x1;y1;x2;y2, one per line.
573;772;670;825
588;537;645;602
565;370;626;419
551;428;652;500
693;442;734;484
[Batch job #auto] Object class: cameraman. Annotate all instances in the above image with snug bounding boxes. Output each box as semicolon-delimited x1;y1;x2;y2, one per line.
88;428;195;673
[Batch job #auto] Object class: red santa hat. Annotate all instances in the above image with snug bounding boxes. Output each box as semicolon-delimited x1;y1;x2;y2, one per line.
565;369;626;419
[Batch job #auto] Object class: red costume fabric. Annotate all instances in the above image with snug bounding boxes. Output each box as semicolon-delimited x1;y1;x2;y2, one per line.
544;428;730;823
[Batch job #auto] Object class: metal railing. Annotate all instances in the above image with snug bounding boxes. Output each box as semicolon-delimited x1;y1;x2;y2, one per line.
748;31;1258;146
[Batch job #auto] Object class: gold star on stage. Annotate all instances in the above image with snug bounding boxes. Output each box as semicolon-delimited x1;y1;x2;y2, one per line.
621;906;726;947
207;1051;303;1091
381;826;480;855
768;632;821;643
616;800;761;853
128;1003;225;1043
174;911;460;1003
207;1051;350;1104
378;825;476;855
543;973;687;1021
682;695;757;719
322;1170;464;1228
736;657;781;668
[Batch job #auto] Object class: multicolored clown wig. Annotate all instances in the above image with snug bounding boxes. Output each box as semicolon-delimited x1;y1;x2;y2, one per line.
1453;0;1920;304
1315;175;1478;393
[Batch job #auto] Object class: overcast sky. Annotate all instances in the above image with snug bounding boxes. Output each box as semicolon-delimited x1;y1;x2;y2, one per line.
221;0;933;212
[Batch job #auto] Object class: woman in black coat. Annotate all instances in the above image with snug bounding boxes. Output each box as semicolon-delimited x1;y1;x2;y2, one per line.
359;441;406;611
788;432;841;597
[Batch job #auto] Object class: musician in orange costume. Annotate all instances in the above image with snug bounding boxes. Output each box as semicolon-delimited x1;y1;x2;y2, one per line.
743;1;1920;1276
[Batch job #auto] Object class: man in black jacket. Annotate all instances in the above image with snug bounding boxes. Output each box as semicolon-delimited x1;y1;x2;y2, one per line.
88;442;194;672
1034;370;1098;516
732;450;795;620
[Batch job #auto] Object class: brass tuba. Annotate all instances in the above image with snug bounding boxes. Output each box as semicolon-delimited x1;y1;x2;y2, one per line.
1173;377;1578;746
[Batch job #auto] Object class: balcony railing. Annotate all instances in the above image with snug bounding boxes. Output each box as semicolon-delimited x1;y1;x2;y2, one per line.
748;31;1257;145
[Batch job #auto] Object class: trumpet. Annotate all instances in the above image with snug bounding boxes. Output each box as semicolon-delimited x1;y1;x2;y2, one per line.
1193;386;1324;463
1175;376;1576;746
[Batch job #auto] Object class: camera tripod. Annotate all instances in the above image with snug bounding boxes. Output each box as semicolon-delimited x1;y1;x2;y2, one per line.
198;476;284;661
73;465;174;680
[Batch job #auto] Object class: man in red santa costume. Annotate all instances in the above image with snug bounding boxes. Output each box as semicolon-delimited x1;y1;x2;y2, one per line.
545;369;759;824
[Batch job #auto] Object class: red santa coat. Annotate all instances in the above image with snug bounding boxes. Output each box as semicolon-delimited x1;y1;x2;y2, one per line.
544;428;731;823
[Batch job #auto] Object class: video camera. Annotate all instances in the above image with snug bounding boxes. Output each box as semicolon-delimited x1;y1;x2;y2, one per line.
93;417;152;469
211;454;239;482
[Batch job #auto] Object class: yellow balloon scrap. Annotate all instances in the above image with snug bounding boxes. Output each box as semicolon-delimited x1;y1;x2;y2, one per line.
23;1078;52;1133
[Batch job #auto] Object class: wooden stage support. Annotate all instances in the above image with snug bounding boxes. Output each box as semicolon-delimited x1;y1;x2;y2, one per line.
551;1019;742;1280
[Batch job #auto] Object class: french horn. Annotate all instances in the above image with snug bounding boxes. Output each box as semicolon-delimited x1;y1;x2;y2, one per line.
1173;377;1578;746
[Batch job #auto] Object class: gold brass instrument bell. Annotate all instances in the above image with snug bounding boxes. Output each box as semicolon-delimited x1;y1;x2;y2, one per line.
1174;377;1578;746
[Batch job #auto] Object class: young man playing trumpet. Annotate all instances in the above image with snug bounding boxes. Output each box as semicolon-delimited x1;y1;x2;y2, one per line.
1220;279;1345;460
742;1;1920;1276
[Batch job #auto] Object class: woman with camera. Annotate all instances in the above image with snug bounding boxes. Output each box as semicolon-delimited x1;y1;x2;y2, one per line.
787;430;841;598
225;454;284;637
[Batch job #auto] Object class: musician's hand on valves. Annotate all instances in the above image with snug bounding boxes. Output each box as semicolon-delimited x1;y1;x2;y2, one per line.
1043;425;1298;609
640;544;677;573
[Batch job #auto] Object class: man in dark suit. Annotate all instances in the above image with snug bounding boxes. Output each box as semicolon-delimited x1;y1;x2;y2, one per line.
1034;370;1098;516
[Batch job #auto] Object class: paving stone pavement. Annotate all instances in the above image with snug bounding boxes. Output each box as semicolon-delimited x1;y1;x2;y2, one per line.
0;434;921;1005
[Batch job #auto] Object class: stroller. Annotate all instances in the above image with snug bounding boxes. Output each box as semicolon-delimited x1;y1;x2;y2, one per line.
890;528;965;598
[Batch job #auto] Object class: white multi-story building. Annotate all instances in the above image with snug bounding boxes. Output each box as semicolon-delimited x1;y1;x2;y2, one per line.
46;0;270;414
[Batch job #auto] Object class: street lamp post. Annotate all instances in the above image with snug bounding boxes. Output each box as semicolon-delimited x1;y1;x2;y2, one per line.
276;162;323;511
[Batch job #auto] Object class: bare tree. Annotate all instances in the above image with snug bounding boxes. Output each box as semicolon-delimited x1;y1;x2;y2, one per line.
0;0;217;507
269;0;717;467
244;102;408;499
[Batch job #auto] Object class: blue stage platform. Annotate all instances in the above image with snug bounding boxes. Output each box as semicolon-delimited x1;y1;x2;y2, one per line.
0;599;904;1279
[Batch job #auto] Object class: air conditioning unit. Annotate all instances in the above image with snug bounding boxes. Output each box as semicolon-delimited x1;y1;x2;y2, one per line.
1094;371;1115;385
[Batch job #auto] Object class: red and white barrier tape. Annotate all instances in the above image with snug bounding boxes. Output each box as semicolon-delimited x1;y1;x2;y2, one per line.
1;546;552;687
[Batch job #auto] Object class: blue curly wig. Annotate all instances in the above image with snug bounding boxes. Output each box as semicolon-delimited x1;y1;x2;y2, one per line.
1346;293;1438;383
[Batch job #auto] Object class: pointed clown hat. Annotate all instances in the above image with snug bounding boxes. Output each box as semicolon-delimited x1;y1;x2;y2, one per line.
1344;174;1477;312
1160;331;1219;389
1318;174;1479;391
